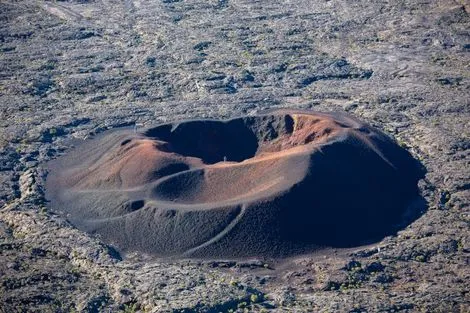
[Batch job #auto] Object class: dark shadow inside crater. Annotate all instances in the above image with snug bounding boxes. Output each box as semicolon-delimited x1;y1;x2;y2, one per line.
144;120;259;164
45;110;426;259
144;114;296;164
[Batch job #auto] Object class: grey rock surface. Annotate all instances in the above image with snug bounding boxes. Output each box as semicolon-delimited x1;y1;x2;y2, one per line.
1;0;469;312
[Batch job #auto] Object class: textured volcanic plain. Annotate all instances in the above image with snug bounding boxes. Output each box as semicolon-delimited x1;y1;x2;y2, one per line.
46;110;424;258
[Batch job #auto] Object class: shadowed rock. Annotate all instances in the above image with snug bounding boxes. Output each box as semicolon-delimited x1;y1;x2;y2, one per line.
45;110;425;258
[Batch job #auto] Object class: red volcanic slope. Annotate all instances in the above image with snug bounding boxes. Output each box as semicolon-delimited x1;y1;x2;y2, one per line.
46;110;423;258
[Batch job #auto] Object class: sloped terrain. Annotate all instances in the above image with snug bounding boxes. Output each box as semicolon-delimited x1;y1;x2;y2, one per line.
46;111;424;259
0;0;469;312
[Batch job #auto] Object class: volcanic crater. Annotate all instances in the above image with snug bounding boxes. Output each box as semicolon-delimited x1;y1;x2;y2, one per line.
46;110;425;258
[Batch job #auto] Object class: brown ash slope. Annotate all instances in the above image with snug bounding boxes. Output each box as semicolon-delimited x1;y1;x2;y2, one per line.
46;111;424;259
